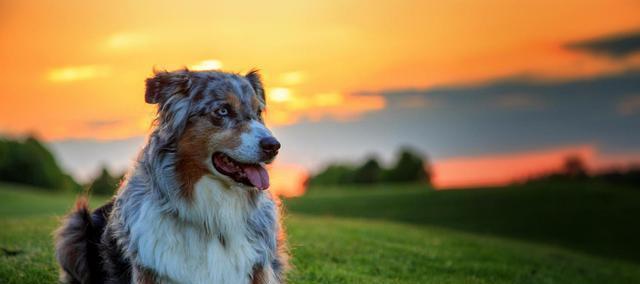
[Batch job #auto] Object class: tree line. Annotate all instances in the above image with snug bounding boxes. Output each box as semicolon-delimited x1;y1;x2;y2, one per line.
0;136;121;195
523;155;640;186
306;147;432;186
0;136;81;191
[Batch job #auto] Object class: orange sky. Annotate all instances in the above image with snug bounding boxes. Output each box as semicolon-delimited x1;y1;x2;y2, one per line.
1;1;640;194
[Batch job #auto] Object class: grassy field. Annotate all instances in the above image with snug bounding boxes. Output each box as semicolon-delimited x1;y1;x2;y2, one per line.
287;181;640;263
1;182;640;283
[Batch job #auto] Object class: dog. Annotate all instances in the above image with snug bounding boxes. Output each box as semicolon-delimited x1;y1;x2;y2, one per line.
55;68;289;284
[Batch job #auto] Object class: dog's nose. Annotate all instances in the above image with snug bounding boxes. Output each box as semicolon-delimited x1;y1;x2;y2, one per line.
260;137;281;154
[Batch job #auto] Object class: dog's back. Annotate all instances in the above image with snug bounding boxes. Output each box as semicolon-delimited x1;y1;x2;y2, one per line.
55;198;113;284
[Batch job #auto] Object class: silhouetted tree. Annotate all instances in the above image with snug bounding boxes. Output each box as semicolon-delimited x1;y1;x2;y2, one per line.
563;155;588;178
89;166;121;195
384;147;431;184
352;157;383;184
306;164;355;186
307;146;432;186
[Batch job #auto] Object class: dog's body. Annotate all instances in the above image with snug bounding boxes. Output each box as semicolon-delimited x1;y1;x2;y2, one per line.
55;69;288;284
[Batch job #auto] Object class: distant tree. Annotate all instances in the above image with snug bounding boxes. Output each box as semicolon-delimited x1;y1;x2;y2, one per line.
383;147;431;184
89;166;121;195
352;157;383;184
563;155;588;178
62;174;84;193
307;164;355;186
307;146;432;187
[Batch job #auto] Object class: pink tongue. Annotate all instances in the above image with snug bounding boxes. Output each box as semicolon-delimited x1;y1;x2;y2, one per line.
242;164;270;190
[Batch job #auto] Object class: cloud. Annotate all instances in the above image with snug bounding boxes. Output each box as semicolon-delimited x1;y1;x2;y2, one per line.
265;89;385;125
566;29;640;59
268;68;640;176
279;71;305;85
377;68;640;113
47;65;111;82
105;32;149;50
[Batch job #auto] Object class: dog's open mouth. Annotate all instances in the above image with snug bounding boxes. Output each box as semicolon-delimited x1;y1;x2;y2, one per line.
212;152;269;190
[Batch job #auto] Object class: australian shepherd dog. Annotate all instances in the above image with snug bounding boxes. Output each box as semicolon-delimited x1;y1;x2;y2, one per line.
54;68;288;283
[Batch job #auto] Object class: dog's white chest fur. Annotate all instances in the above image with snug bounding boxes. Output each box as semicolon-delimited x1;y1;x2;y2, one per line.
129;176;266;284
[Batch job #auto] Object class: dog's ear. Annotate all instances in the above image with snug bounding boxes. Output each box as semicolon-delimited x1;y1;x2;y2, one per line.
145;70;191;104
245;69;265;103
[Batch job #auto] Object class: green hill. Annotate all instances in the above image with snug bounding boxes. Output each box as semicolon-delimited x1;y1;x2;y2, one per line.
1;182;640;283
286;181;640;263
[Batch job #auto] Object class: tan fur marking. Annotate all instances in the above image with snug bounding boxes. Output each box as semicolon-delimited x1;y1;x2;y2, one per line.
175;120;213;201
251;265;265;284
217;129;242;150
136;267;158;284
192;91;204;102
226;92;242;113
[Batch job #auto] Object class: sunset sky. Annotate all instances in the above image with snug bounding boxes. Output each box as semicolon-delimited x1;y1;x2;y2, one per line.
1;0;640;195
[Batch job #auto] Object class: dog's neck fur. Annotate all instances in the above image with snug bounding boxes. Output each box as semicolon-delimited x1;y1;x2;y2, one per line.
109;136;282;283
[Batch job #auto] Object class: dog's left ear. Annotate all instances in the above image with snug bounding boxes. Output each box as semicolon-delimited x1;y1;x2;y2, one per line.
245;69;265;103
145;70;191;104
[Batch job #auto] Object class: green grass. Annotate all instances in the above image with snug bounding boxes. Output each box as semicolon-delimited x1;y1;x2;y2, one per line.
1;182;640;283
286;182;640;263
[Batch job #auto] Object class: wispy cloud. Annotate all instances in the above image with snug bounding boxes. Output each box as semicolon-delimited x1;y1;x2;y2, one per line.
105;32;149;50
566;29;640;59
83;119;125;129
265;88;385;125
376;69;640;113
47;65;111;82
279;71;305;85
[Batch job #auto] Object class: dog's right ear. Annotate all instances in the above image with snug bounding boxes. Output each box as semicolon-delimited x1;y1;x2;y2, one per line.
145;70;191;104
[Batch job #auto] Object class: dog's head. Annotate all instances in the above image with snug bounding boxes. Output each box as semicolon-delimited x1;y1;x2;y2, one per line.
145;69;279;194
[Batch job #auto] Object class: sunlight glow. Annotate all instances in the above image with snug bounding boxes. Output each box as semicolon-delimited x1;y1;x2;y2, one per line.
3;0;640;189
432;145;596;189
269;88;292;103
190;60;223;71
268;162;308;197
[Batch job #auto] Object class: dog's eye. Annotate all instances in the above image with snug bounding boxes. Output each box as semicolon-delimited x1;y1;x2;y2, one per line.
216;106;229;117
257;109;262;117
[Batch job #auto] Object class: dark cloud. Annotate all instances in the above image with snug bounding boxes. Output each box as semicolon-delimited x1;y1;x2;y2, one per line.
380;69;640;108
566;29;640;58
272;69;640;167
